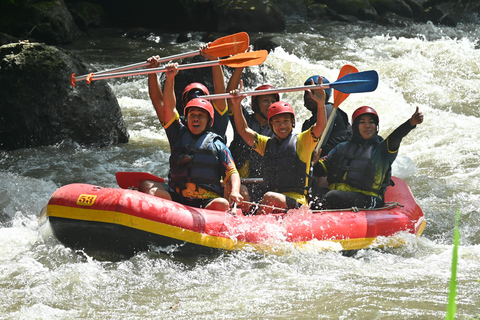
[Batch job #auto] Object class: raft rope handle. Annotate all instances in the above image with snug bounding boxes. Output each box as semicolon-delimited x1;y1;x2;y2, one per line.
310;201;402;213
242;201;288;212
241;201;402;214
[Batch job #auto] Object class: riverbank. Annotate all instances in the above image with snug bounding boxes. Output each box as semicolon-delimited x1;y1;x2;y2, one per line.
1;0;479;46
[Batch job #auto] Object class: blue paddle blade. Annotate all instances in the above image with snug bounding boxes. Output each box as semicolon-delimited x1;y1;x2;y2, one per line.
328;70;379;94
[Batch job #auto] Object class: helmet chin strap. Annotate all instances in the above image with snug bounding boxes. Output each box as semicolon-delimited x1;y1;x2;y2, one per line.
259;112;268;120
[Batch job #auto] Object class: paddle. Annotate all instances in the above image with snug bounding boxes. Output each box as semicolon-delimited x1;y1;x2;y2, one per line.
70;32;249;86
311;65;359;164
116;172;264;189
202;69;378;100
333;65;358;109
78;50;268;85
116;172;165;189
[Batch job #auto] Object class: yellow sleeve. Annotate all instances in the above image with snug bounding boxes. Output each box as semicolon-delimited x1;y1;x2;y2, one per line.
251;132;270;157
296;127;320;164
162;112;180;129
212;100;228;116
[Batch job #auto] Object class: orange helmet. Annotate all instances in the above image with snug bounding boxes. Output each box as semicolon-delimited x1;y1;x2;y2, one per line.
184;98;214;127
352;106;379;124
182;83;210;106
267;101;295;125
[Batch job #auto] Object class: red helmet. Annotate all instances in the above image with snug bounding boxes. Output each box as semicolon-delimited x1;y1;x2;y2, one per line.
252;84;280;103
267;101;295;124
352;106;379;124
184;98;214;127
182;83;210;106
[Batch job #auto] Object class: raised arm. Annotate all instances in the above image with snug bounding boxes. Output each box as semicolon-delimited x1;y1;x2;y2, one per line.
307;79;327;139
226;66;244;115
226;46;250;115
387;106;424;151
230;82;257;147
200;46;227;113
147;56;165;123
162;63;179;123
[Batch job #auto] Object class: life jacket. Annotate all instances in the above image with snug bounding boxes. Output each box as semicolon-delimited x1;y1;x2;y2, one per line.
327;138;392;196
230;115;272;178
263;134;308;194
168;130;224;195
302;103;352;157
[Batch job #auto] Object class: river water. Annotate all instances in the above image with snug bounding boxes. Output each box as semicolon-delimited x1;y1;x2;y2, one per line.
1;20;480;319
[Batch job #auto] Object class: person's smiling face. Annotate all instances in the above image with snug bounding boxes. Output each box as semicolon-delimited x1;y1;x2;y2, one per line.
187;107;209;135
270;114;293;139
357;114;377;140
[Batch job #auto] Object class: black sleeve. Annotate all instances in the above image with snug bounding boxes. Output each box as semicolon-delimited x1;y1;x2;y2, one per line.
387;119;416;152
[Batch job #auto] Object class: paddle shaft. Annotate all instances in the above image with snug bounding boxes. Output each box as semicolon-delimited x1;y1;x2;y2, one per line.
310;65;359;167
74;51;201;82
202;70;378;98
73;32;249;82
84;50;268;83
87;59;223;82
312;66;357;157
202;83;333;100
312;108;338;160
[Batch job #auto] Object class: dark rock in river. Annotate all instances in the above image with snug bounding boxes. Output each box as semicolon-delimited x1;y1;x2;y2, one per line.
1;0;479;45
0;0;81;45
0;42;129;151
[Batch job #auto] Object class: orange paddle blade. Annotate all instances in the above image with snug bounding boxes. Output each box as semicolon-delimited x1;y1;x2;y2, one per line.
203;32;250;57
333;64;358;108
219;50;268;68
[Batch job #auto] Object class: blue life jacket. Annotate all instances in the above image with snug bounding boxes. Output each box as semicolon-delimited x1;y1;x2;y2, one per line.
168;130;224;195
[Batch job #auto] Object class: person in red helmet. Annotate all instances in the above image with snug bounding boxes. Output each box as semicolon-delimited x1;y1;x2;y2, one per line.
140;68;243;211
311;106;424;210
227;81;280;208
230;81;327;214
302;75;352;207
146;44;229;138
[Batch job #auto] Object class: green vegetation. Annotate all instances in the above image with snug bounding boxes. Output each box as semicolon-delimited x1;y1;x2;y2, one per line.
446;208;460;319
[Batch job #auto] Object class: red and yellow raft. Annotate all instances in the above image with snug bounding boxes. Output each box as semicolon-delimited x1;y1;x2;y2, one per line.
39;176;425;256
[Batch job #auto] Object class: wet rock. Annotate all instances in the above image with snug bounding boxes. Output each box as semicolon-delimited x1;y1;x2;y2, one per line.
321;0;378;21
0;33;18;46
67;0;105;32
370;0;413;17
0;42;129;151
252;37;281;53
0;0;80;45
216;0;286;33
177;33;193;43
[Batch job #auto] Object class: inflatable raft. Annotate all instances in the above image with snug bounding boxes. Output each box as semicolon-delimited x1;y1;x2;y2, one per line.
38;176;425;256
